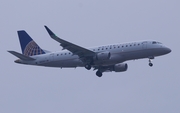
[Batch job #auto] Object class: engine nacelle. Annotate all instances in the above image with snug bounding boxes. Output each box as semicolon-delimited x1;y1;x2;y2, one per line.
94;51;111;61
113;63;128;72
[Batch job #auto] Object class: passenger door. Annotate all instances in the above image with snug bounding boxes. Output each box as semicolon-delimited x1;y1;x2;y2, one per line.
49;53;54;62
142;41;147;49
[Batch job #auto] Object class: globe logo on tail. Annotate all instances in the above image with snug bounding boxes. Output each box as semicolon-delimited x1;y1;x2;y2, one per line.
24;41;44;56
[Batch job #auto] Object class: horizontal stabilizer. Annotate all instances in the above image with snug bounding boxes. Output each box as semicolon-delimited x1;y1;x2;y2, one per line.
8;51;36;61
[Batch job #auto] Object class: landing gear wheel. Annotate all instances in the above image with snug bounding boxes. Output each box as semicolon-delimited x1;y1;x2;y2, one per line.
96;71;102;77
85;64;91;70
149;63;153;67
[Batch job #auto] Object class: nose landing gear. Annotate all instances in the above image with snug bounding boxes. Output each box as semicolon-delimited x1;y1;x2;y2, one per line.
149;59;153;67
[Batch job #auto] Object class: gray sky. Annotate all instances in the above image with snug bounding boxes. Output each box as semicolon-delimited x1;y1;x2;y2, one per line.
0;0;180;113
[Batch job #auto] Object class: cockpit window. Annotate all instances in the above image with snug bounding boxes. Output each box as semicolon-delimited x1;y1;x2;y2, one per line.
152;41;162;44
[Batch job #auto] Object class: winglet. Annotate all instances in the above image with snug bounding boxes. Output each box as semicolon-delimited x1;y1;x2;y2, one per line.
44;26;56;36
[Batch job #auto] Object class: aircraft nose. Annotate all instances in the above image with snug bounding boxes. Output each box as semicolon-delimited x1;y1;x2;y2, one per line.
165;47;171;54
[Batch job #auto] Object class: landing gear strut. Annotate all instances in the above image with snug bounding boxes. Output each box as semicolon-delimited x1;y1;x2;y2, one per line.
149;59;153;67
96;71;102;77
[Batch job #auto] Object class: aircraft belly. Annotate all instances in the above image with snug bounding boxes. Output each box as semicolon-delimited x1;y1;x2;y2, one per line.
40;58;83;68
60;59;84;67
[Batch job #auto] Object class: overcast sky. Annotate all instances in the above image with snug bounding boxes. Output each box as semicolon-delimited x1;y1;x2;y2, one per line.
0;0;180;113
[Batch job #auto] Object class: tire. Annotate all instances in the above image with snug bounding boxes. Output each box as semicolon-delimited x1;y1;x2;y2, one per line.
96;71;102;77
149;63;153;67
85;64;91;70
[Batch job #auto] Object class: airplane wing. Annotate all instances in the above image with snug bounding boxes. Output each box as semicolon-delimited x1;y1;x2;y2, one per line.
44;26;95;57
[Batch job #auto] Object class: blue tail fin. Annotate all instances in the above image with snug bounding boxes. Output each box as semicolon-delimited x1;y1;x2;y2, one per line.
17;30;45;56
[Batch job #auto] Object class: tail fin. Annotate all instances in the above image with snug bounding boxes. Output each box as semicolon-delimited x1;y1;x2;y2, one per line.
17;30;45;56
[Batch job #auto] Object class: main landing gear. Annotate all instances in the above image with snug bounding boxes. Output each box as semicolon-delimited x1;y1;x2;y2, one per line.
85;64;92;70
85;65;103;77
85;63;103;77
96;71;102;77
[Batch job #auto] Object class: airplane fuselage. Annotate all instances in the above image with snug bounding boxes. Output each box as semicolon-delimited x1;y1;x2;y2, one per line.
9;26;171;77
15;40;171;68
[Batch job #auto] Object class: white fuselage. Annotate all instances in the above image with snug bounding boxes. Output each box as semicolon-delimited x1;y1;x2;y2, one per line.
16;41;171;68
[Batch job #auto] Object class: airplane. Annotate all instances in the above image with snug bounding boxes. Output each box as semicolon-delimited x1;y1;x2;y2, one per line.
8;26;171;77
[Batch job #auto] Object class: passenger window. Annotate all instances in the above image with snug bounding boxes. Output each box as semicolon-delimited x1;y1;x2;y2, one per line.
152;41;156;44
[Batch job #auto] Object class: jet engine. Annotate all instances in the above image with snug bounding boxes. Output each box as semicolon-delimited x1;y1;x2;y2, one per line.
113;63;128;72
94;51;111;61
